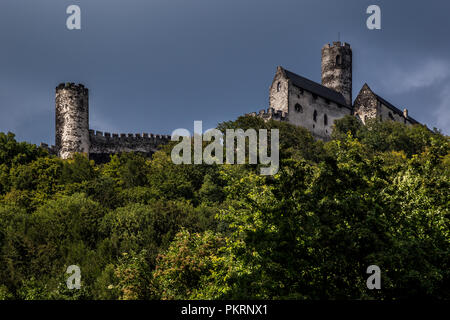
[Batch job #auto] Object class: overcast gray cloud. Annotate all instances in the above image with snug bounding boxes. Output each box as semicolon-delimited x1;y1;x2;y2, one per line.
381;59;450;94
0;0;449;143
435;85;450;131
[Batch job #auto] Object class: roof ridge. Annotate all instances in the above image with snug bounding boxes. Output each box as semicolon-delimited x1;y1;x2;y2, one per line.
281;67;349;108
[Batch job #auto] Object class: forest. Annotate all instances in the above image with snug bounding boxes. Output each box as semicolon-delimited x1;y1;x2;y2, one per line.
0;115;448;300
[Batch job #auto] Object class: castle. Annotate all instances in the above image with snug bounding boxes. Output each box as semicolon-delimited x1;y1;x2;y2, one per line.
44;41;421;160
50;83;171;162
247;41;420;140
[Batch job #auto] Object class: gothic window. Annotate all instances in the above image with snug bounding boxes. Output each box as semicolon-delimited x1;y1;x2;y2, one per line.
324;114;328;126
336;55;342;66
295;103;303;113
277;82;281;92
313;110;317;122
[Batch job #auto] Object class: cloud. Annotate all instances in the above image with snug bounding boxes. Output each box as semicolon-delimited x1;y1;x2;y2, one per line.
434;85;450;134
381;59;450;94
90;116;118;133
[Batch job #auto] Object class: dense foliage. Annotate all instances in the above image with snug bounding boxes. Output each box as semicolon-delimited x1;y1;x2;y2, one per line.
0;117;448;300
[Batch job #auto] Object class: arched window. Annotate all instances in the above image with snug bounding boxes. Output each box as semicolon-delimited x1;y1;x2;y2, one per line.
313;110;317;122
277;82;281;92
388;112;394;120
324;114;328;126
295;103;303;113
336;55;342;65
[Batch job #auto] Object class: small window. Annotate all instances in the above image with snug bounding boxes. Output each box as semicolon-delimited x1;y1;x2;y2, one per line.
313;110;317;122
380;115;383;122
336;55;342;65
277;82;281;92
295;103;303;113
324;114;328;126
312;94;318;100
388;112;394;120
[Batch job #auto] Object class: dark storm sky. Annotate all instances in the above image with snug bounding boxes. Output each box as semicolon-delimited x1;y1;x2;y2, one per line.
0;0;449;145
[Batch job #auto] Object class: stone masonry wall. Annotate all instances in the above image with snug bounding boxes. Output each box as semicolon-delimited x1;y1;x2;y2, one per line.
287;84;352;141
321;42;352;107
55;83;90;159
269;67;289;113
353;84;378;124
378;103;414;125
89;130;171;163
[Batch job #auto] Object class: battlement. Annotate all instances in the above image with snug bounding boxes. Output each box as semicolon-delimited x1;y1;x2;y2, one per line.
89;129;171;142
88;129;171;161
39;142;57;155
247;107;288;121
323;41;351;49
56;82;89;94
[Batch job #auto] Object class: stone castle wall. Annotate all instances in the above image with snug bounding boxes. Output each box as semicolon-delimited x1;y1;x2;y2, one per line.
286;85;351;141
88;130;171;162
246;107;288;121
378;103;412;125
269;68;289;113
353;83;417;126
353;84;378;124
54;82;171;162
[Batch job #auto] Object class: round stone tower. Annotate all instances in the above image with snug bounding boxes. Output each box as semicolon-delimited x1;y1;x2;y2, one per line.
55;83;90;159
321;41;352;106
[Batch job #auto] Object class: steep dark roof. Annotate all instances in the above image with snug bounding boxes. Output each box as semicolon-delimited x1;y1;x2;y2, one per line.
375;94;420;125
282;67;349;108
